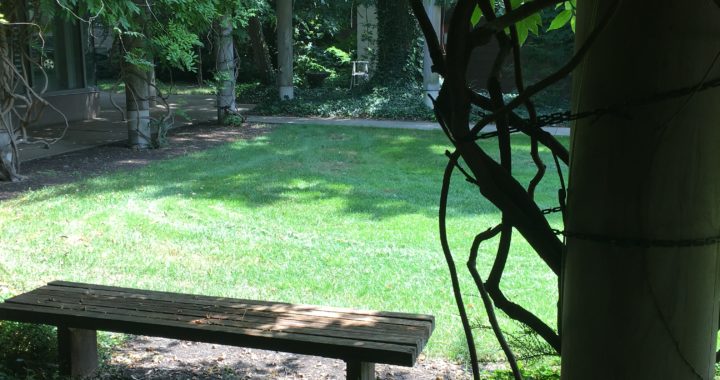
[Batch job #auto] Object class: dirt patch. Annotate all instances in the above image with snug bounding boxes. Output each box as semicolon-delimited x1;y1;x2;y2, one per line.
0;122;268;202
91;336;470;380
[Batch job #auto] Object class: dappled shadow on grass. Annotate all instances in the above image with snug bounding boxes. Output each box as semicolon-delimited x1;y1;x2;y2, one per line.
21;125;561;220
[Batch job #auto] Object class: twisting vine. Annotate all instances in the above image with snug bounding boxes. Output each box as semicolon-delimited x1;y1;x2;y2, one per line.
413;0;720;378
409;0;614;378
0;1;73;182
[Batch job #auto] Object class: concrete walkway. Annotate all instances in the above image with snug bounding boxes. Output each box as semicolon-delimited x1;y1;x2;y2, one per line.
18;94;220;162
17;94;568;162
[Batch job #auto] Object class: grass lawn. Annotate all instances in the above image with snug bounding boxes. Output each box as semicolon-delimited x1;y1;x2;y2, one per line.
0;124;566;372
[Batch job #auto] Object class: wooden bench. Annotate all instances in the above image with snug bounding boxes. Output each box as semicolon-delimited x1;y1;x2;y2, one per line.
0;281;434;379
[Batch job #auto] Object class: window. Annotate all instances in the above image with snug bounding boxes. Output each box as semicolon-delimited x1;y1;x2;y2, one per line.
26;5;87;92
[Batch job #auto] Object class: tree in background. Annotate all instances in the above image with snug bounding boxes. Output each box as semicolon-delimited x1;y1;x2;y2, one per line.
247;14;275;85
276;0;293;99
291;0;355;85
214;0;267;121
0;0;269;178
374;0;421;84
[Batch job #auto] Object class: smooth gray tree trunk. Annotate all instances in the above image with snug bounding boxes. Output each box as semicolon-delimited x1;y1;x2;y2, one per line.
123;34;151;149
276;0;294;100
216;15;236;123
561;1;720;379
123;0;152;149
147;60;157;108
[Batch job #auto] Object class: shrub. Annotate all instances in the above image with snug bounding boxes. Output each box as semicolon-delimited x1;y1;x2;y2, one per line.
0;322;58;379
244;80;435;121
236;82;276;104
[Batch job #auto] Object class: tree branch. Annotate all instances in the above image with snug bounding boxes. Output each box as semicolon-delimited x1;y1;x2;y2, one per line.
467;225;523;380
440;153;481;380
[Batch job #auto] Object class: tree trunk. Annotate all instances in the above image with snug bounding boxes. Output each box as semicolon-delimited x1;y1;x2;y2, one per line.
196;45;204;85
216;14;236;123
123;36;151;149
276;0;294;100
147;59;157;108
374;0;418;83
124;1;151;149
0;25;20;182
248;16;275;85
561;1;720;379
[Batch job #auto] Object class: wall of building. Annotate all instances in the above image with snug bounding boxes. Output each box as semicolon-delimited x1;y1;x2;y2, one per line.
30;9;100;128
356;5;378;66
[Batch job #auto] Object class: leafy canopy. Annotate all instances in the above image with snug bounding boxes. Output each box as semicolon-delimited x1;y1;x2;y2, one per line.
45;0;265;72
471;0;577;45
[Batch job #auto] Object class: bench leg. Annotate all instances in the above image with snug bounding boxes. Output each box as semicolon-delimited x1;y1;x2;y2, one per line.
58;327;98;378
346;360;375;380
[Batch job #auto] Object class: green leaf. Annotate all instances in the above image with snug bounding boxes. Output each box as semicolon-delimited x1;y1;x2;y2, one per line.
547;9;572;31
470;5;482;27
513;11;542;45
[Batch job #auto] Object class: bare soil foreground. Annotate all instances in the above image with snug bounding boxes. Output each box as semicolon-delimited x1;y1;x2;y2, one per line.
91;336;469;380
1;122;470;379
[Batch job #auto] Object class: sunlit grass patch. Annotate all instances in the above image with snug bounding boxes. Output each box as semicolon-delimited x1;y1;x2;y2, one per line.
0;124;568;370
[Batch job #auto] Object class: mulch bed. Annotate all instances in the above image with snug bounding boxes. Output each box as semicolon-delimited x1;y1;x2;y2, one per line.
1;122;470;379
91;336;469;380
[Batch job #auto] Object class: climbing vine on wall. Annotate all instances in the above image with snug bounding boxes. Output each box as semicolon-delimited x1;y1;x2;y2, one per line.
374;0;422;84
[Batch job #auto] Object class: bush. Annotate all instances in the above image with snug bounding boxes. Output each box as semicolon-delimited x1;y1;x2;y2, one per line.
242;80;435;121
0;322;58;379
294;45;354;88
236;82;276;105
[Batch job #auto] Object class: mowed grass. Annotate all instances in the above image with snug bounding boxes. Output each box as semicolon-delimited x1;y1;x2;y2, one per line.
0;124;567;363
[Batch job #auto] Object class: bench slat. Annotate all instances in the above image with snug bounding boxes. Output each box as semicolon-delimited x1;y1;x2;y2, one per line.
8;293;426;347
49;281;435;326
0;302;418;366
35;285;432;332
17;289;429;341
0;282;435;367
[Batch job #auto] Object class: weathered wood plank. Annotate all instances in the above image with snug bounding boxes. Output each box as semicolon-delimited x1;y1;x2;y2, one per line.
16;291;427;340
0;282;435;367
39;284;434;331
24;288;431;339
8;293;425;347
48;281;435;325
346;360;375;380
0;302;419;366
